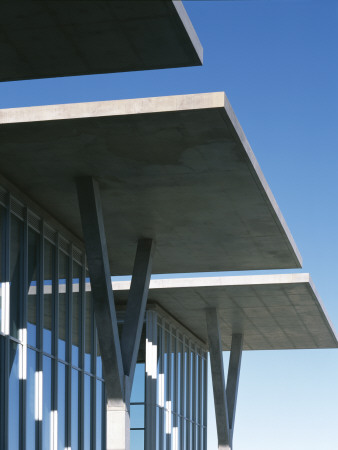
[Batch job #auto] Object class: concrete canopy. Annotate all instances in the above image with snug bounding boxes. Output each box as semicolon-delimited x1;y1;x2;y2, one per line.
0;1;202;82
0;92;301;274
112;274;338;351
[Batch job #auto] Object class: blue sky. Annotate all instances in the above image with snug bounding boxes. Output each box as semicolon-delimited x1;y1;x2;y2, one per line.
0;1;337;449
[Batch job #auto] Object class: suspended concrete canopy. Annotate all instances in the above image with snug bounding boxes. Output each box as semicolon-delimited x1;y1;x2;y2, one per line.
0;0;203;81
0;92;302;274
113;273;338;350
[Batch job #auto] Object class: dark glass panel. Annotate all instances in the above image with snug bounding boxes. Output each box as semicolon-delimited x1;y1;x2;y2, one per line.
84;374;92;450
58;362;66;450
10;215;23;339
96;330;102;378
26;348;36;450
27;228;39;348
58;251;69;361
84;292;93;373
43;241;55;354
72;262;82;367
9;341;20;450
42;356;52;450
71;369;79;450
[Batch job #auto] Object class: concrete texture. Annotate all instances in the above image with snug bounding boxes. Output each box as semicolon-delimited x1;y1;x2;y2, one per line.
0;92;301;273
0;1;202;81
112;273;338;350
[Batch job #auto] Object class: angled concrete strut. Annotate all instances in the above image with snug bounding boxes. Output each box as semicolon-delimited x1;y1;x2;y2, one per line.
120;238;154;398
76;176;124;404
206;308;243;450
226;334;243;446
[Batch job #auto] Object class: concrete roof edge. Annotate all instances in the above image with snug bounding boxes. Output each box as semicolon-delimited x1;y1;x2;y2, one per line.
0;92;224;124
221;92;303;269
111;272;311;291
172;0;203;64
307;275;338;345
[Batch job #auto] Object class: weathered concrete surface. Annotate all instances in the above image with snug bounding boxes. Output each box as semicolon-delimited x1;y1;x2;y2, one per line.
0;92;301;273
0;1;202;81
112;273;338;350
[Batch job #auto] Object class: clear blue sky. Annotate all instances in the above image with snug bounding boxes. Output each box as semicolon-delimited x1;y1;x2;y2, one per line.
0;1;337;449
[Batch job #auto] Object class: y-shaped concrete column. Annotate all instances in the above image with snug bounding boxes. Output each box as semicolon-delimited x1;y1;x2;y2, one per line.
206;309;243;450
77;177;153;450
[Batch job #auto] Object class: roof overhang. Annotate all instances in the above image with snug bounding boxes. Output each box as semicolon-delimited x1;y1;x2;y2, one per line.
0;92;301;274
113;273;338;351
0;0;202;81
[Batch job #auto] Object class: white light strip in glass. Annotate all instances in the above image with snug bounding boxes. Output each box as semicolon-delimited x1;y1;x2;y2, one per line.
1;282;10;335
19;328;27;380
173;426;178;450
166;401;172;434
146;338;158;380
158;373;164;407
51;410;58;450
35;371;43;421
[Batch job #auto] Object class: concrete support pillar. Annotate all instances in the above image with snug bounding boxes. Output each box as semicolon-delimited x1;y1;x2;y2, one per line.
206;309;231;450
107;401;130;450
206;309;243;450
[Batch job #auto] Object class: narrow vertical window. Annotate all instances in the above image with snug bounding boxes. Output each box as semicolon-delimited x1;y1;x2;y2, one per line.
42;356;52;450
58;362;66;450
84;292;93;373
72;262;82;368
58;251;68;361
27;229;39;348
26;348;37;450
10;215;23;340
8;341;21;450
43;241;55;355
84;374;92;450
71;369;79;450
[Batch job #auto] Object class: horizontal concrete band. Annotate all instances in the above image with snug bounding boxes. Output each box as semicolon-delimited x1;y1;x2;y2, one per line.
0;92;301;275
112;273;338;351
0;0;202;81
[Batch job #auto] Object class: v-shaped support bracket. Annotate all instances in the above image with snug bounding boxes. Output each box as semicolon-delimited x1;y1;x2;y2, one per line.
206;309;243;450
76;177;154;409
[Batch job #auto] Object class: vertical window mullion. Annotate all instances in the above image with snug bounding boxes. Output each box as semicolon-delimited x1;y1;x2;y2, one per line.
203;353;208;450
3;192;10;450
37;220;44;450
79;256;85;450
66;245;73;450
53;234;59;450
22;209;29;450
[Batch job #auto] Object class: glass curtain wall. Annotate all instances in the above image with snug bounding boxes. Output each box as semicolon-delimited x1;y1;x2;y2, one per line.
0;186;105;450
145;310;208;450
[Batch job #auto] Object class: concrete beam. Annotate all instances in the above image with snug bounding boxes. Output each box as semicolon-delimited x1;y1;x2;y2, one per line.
206;308;231;450
226;334;243;445
76;177;124;404
120;238;154;397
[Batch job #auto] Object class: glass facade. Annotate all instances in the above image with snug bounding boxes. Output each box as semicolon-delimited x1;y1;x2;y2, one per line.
144;310;208;450
0;184;208;450
0;186;105;450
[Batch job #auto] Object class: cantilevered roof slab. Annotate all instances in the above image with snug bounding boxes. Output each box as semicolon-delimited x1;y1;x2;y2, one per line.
113;274;338;350
0;1;202;82
0;92;301;274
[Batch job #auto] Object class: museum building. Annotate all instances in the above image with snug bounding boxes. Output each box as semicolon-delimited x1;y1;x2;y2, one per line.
0;2;337;450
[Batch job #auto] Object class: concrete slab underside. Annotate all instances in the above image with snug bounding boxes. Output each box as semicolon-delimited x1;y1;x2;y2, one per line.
0;0;202;81
0;92;301;274
113;274;338;350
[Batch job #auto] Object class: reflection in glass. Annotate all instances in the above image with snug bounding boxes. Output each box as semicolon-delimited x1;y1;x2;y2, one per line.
0;206;6;333
58;251;68;361
71;369;79;450
96;380;103;450
131;363;145;403
43;240;55;354
26;349;36;450
131;404;145;429
58;363;66;450
72;262;82;367
96;330;102;378
84;374;92;450
9;341;20;450
27;228;39;348
42;356;52;450
85;292;93;373
10;215;23;339
131;430;145;450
